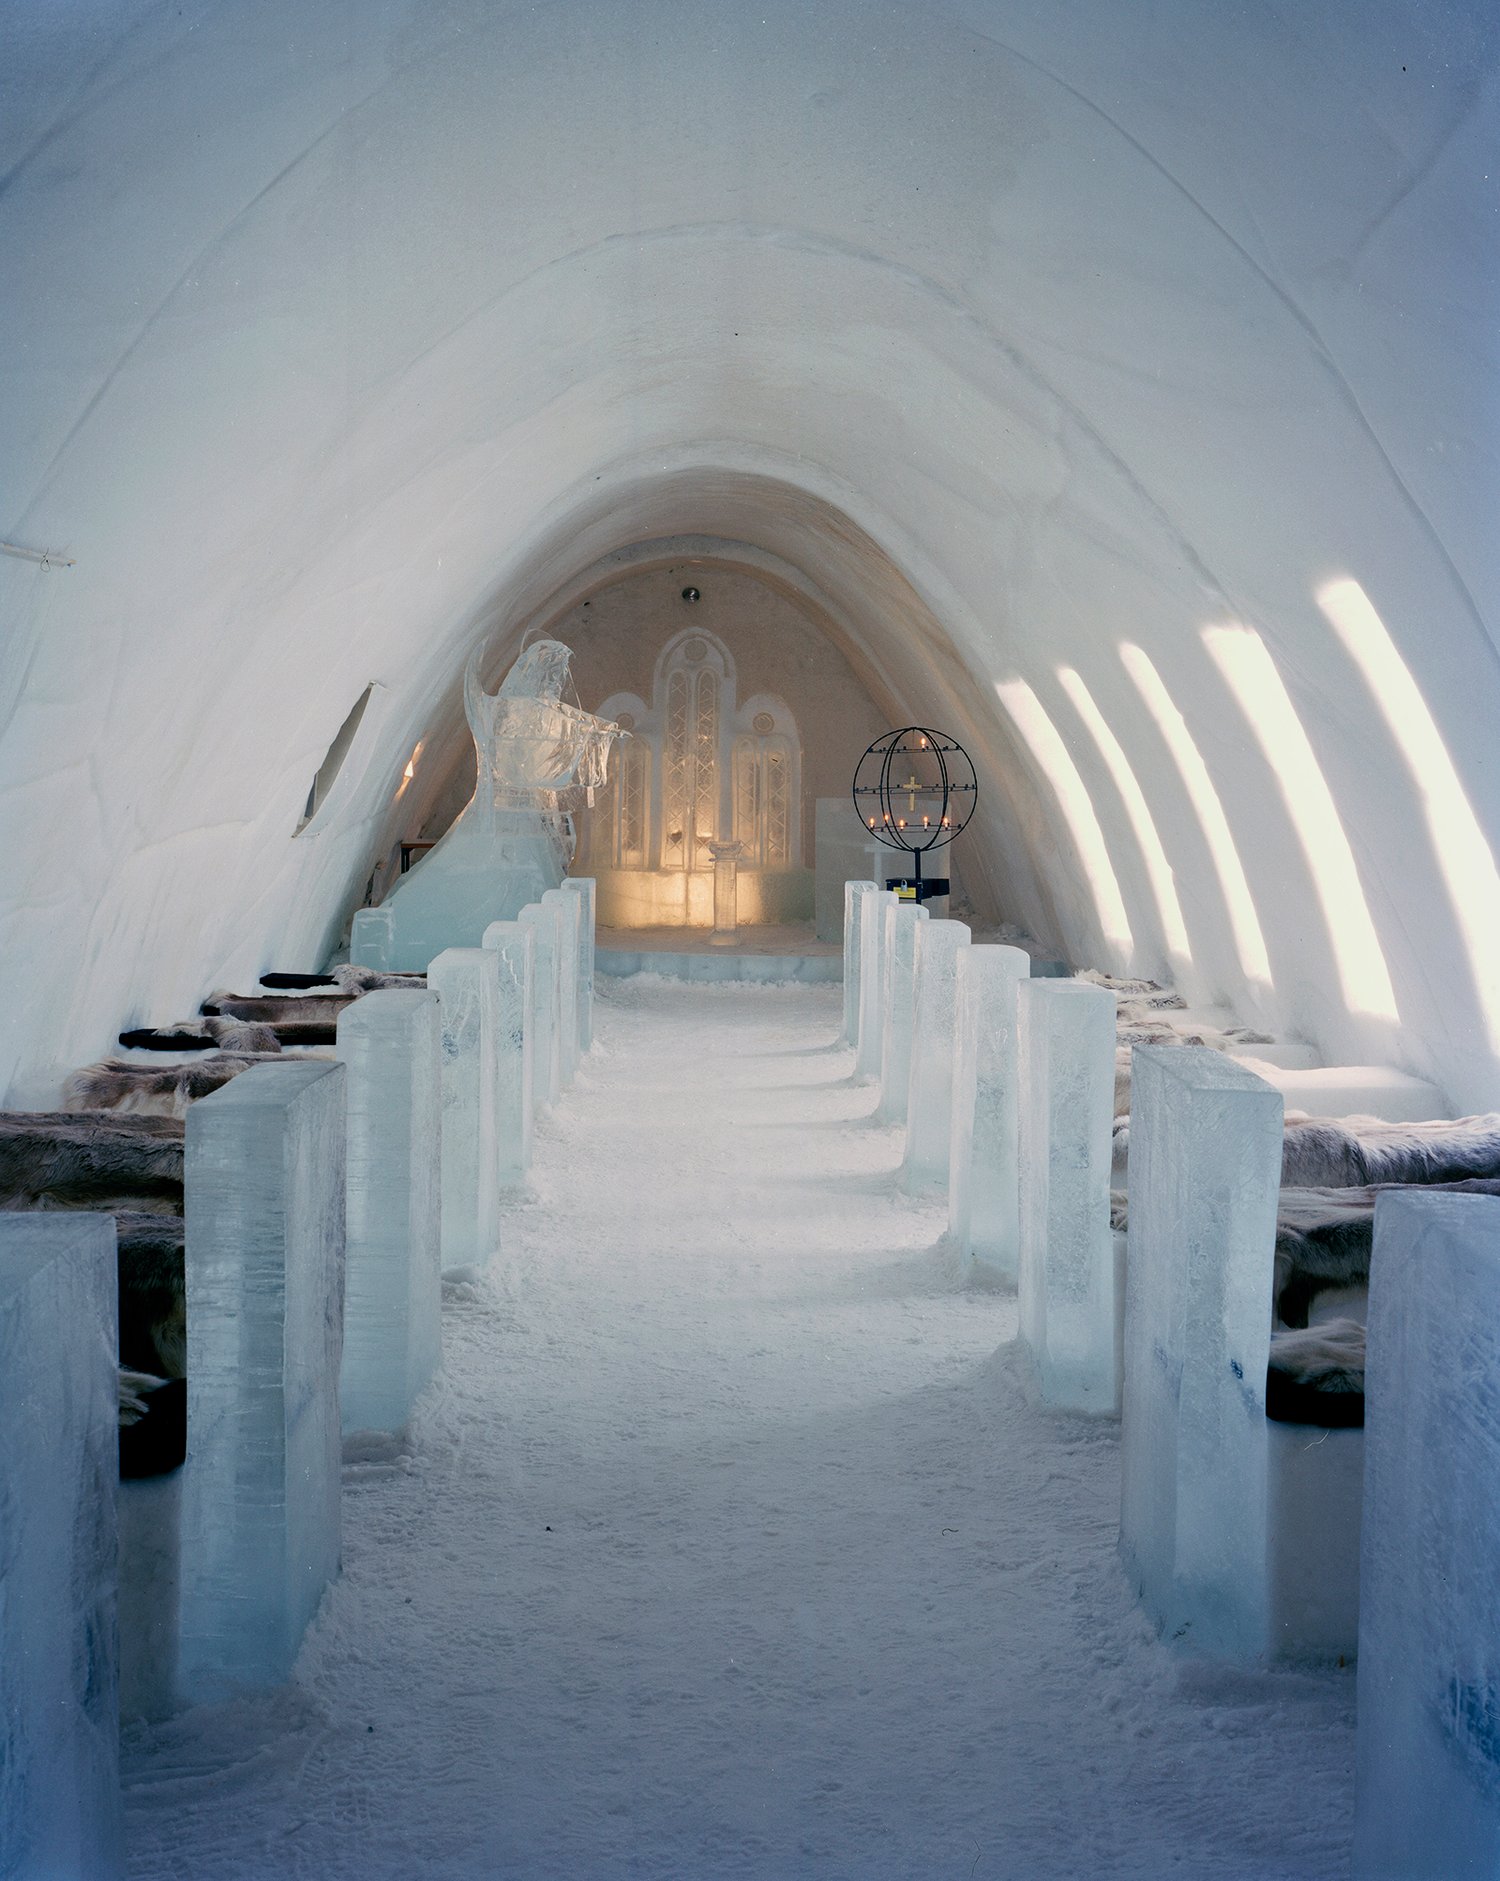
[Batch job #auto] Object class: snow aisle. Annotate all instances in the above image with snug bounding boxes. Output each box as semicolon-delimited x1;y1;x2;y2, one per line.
123;979;1355;1880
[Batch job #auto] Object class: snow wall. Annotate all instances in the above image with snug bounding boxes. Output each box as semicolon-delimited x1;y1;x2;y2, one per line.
1;0;1497;1108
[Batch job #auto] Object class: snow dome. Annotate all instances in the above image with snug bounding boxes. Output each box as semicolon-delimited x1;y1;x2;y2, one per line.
2;0;1496;1106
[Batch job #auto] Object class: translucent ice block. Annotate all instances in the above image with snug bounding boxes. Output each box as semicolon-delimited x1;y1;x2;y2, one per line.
349;904;394;970
903;919;971;1190
948;945;1031;1277
842;881;878;1046
541;887;581;1092
1119;1047;1282;1657
562;876;596;1052
428;949;502;1274
1354;1191;1500;1878
482;920;535;1183
854;889;896;1082
335;989;442;1434
0;1214;121;1878
180;1060;346;1701
876;900;928;1125
1016;980;1119;1411
518;900;562;1110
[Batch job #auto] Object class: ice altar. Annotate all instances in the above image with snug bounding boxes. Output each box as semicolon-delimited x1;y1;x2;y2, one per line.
352;640;621;972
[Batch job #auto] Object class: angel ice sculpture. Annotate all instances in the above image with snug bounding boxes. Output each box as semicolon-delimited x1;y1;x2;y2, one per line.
465;639;623;834
349;639;622;970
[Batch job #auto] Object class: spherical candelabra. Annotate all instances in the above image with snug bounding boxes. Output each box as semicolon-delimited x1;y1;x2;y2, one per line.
851;726;977;902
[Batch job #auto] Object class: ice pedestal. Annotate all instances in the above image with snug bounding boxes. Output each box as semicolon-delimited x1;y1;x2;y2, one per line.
542;888;581;1091
1119;1047;1282;1658
877;900;928;1125
518;900;562;1110
0;1214;121;1878
1016;980;1119;1411
428;949;501;1274
949;945;1031;1278
357;809;568;972
562;876;596;1052
481;920;535;1182
903;919;971;1190
1354;1191;1500;1878
842;881;879;1046
854;889;896;1083
335;989;442;1434
181;1060;346;1701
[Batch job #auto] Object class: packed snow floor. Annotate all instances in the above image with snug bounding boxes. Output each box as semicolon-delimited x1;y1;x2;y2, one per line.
123;979;1355;1879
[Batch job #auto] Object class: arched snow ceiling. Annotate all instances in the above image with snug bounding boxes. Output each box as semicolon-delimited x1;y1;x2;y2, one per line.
1;0;1497;1106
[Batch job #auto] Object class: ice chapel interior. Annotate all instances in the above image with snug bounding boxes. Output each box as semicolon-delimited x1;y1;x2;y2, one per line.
2;2;1498;1876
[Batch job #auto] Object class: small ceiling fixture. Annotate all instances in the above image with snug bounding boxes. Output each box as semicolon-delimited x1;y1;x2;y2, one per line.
681;586;701;603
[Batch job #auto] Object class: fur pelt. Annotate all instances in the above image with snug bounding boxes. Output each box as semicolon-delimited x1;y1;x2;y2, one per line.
0;1110;184;1211
330;964;426;993
203;991;356;1023
1280;1113;1500;1190
1076;970;1187;1010
119;1014;282;1054
1266;1318;1367;1426
61;1051;313;1119
114;1209;186;1379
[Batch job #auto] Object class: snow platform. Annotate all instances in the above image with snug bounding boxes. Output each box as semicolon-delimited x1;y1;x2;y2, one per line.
595;924;841;983
1234;1060;1448;1121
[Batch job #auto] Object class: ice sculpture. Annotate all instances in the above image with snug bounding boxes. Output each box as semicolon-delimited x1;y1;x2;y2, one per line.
1017;980;1119;1411
481;920;535;1183
0;1214;121;1877
854;888;896;1081
352;640;622;971
542;886;581;1092
518;900;562;1110
949;944;1031;1277
1354;1191;1500;1878
876;900;928;1125
180;1060;346;1701
428;948;501;1274
1119;1047;1282;1657
903;918;971;1189
562;876;596;1052
336;989;442;1433
842;881;879;1046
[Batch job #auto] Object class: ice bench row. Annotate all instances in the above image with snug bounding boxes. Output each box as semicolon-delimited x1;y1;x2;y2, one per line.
0;882;596;1879
841;879;1500;1877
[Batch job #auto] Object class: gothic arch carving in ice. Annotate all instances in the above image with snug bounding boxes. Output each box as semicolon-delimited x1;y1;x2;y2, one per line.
588;628;802;879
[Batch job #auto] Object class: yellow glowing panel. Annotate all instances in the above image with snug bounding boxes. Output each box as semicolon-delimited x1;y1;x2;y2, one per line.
995;678;1132;951
1319;577;1500;1048
1056;665;1192;966
1119;643;1272;987
1203;625;1398;1020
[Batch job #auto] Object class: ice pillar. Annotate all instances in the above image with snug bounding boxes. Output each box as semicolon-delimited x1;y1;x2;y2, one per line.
876;900;928;1125
949;945;1031;1278
541;887;581;1091
0;1214;121;1878
562;876;596;1052
1354;1191;1500;1878
482;920;535;1183
518;900;562;1110
428;948;501;1274
855;888;896;1083
180;1059;346;1701
842;881;879;1046
1119;1047;1282;1657
336;988;442;1435
1016;980;1119;1412
903;918;971;1190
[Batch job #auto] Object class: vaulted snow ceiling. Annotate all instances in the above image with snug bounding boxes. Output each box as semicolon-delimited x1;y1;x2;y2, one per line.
2;0;1496;1106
